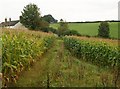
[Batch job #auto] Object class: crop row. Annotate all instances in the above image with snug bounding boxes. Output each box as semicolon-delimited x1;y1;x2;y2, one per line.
2;29;55;86
63;37;120;68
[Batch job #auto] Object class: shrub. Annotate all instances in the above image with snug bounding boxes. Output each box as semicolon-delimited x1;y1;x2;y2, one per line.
58;21;69;37
49;27;57;34
98;21;110;38
40;27;49;32
40;27;57;34
64;30;81;36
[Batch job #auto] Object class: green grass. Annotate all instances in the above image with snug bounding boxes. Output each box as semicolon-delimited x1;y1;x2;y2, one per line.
50;22;119;39
68;23;99;36
109;22;118;39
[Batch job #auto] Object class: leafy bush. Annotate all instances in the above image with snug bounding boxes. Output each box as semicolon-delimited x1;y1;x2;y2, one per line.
40;27;49;32
40;27;57;34
49;27;57;34
58;21;69;37
64;30;81;36
98;21;110;38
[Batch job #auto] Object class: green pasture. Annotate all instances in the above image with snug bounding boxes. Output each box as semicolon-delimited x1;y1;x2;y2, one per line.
50;22;119;39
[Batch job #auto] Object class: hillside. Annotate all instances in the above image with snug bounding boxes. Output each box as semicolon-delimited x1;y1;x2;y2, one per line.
50;22;119;39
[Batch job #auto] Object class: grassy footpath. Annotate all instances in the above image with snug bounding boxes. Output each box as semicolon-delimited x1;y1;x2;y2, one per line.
12;38;114;87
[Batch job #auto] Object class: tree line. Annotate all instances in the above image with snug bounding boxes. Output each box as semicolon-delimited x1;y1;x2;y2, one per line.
20;3;110;38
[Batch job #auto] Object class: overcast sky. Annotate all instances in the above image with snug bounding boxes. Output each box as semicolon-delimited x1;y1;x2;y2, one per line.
0;0;119;22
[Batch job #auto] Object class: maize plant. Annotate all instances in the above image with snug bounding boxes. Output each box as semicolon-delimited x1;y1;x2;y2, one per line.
63;37;120;68
2;29;55;86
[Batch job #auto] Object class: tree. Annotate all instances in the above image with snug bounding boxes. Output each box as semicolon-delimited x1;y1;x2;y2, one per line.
98;21;110;38
40;20;49;28
60;19;63;22
41;14;57;23
39;20;50;32
58;20;69;36
20;3;41;30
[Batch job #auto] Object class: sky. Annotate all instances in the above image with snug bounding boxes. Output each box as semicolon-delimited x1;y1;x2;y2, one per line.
0;0;119;22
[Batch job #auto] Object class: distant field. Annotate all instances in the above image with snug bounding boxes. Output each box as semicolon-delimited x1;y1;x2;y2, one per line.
50;22;119;39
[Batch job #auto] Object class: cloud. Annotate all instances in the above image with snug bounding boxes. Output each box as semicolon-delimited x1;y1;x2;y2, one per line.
0;0;119;22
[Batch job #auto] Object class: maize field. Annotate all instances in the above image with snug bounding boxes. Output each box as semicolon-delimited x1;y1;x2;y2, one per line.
2;29;55;86
63;37;120;68
1;28;120;87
